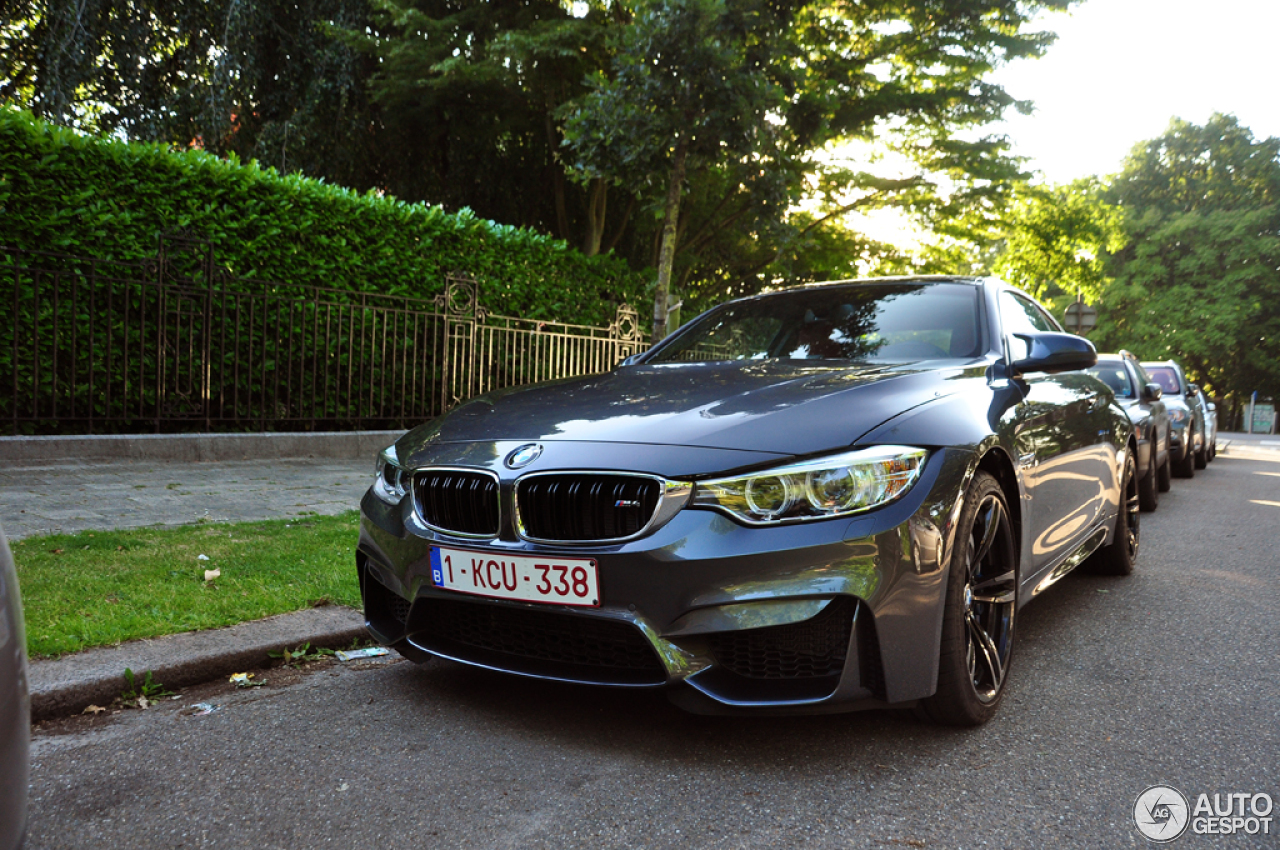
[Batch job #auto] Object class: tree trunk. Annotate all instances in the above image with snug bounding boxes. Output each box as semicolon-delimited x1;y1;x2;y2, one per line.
653;138;688;341
582;178;607;257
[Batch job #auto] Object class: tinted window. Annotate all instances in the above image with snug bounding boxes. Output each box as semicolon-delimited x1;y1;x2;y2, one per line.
650;283;982;364
1087;362;1135;399
1145;366;1182;394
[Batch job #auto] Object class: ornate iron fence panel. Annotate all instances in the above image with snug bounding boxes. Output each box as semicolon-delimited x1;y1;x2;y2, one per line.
1;240;647;435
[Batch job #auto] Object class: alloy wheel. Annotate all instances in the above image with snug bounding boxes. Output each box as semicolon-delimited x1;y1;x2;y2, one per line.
964;494;1017;703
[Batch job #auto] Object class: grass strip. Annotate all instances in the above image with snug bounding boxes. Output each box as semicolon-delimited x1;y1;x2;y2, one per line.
12;511;362;658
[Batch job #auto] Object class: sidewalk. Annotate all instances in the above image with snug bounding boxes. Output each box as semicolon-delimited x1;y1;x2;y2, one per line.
2;431;400;719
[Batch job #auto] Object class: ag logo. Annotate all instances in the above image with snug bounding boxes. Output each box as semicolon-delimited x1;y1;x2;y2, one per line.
505;443;543;469
1134;785;1190;842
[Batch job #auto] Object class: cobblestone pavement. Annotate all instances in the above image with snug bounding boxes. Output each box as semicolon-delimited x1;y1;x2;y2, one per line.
0;458;372;540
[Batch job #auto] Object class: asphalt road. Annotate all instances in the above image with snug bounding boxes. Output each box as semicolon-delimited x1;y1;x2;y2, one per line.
24;448;1280;849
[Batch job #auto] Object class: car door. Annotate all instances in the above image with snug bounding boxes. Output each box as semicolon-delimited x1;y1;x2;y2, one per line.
999;291;1113;578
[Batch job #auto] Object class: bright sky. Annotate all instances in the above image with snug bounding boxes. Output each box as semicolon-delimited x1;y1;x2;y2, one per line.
989;0;1280;184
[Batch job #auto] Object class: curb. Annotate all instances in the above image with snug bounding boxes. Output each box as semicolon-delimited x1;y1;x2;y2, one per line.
29;606;368;721
0;430;406;465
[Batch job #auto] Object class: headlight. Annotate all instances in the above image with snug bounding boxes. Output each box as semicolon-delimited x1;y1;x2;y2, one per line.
1169;408;1188;424
373;446;409;505
691;446;928;525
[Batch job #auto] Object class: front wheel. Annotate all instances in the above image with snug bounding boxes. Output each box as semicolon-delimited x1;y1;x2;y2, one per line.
919;472;1017;727
1084;452;1139;576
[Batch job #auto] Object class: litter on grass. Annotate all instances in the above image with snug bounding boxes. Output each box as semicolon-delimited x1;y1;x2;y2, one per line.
204;568;221;582
197;554;210;561
335;647;390;661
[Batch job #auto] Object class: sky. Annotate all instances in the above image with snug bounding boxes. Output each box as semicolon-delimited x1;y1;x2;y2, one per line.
988;0;1280;184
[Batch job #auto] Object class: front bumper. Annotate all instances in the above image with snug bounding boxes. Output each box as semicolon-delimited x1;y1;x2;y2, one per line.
355;447;972;714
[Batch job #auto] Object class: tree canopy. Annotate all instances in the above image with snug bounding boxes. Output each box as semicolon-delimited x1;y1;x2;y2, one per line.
990;114;1280;417
1097;115;1280;405
3;0;1078;329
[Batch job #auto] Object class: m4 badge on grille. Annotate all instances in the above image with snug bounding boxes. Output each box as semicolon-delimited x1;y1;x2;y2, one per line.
615;499;642;508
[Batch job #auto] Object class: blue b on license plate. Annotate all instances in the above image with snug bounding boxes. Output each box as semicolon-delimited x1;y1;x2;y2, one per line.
429;546;601;607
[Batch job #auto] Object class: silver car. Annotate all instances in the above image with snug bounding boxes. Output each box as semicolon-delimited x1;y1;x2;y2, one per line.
0;524;28;850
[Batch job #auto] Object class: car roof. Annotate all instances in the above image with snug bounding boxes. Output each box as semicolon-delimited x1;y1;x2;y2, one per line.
747;275;988;302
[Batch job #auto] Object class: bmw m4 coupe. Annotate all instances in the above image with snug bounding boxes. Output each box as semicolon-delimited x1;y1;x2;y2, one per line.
356;276;1138;725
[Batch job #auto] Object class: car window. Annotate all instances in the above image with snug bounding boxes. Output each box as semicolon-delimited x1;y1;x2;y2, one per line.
999;292;1060;335
650;283;982;363
1087;363;1135;398
1145;366;1181;394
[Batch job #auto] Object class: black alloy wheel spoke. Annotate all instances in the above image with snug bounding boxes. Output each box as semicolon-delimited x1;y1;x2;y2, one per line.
971;500;1004;567
966;609;1005;692
970;570;1016;605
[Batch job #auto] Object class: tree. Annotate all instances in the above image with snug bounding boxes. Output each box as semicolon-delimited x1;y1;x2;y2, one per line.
564;0;1078;337
989;178;1123;313
562;0;785;338
1;0;382;188
1094;115;1280;411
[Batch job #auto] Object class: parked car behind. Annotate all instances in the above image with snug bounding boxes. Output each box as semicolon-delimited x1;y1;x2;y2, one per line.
1142;360;1205;477
1194;387;1218;462
357;276;1138;727
1088;352;1170;511
0;523;28;850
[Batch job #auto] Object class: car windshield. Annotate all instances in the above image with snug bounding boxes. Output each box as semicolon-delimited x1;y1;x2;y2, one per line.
1145;366;1181;395
648;283;982;364
1087;362;1135;399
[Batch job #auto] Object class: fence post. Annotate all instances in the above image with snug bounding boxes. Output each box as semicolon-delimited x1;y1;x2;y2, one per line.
435;275;485;409
609;303;644;364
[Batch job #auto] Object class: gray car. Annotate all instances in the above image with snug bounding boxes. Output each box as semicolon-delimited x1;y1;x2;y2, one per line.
357;277;1136;726
0;524;28;850
1142;360;1206;476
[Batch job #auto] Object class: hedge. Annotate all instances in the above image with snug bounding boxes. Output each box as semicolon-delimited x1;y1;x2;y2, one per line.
0;108;648;326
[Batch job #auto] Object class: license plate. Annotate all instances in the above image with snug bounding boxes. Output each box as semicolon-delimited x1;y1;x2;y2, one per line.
429;546;601;608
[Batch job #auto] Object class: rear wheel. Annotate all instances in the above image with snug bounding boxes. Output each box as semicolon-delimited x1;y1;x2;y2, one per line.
1194;439;1208;469
1157;454;1172;492
1173;436;1195;478
1208;439;1216;462
1138;448;1159;512
1084;452;1139;576
919;472;1017;727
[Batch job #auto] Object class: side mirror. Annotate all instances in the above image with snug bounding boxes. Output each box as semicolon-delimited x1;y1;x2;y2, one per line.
1009;332;1097;375
1142;382;1163;402
1208;402;1217;412
1187;382;1199;396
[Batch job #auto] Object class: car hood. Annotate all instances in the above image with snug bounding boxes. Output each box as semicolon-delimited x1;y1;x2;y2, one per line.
397;360;983;472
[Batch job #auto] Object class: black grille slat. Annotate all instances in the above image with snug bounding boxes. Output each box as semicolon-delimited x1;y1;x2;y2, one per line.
414;471;500;537
708;598;855;680
518;474;661;542
414;597;664;677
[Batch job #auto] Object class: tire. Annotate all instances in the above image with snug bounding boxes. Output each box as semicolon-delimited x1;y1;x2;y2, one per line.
1208;440;1216;462
1157;454;1172;492
1173;437;1195;479
1138;447;1159;512
1194;439;1207;469
919;471;1017;727
1084;452;1139;576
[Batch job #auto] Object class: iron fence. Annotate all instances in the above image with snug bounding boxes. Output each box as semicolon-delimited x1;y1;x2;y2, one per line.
1;235;647;435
